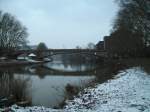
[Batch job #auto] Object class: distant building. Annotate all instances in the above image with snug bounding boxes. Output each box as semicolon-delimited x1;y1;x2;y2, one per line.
104;36;111;52
28;53;37;60
28;53;36;57
96;41;104;50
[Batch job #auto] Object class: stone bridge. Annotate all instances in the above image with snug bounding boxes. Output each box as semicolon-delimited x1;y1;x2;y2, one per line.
17;49;107;58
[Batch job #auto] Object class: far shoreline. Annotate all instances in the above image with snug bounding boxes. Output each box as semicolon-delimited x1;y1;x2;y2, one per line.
0;60;50;67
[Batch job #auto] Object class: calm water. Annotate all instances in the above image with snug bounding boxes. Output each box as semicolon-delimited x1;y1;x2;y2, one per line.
0;57;96;108
1;56;150;108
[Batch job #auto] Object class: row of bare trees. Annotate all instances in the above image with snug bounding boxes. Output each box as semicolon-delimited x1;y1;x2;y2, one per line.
113;0;150;45
101;0;150;57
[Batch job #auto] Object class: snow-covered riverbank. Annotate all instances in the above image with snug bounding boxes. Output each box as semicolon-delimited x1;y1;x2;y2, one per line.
65;67;150;112
1;67;150;112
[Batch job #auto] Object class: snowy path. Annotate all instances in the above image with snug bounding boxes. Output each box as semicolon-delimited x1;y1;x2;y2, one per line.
2;67;150;112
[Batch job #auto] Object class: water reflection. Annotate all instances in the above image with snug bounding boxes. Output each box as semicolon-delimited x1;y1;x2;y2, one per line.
45;62;96;72
3;57;149;108
49;54;97;72
0;62;96;108
0;70;31;107
30;75;95;107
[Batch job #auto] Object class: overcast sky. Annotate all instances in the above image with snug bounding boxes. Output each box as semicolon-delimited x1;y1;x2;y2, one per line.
0;0;118;48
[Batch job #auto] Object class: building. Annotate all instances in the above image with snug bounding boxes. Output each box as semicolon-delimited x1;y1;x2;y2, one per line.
96;41;104;50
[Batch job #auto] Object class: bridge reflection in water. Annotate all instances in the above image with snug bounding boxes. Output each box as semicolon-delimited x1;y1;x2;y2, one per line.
0;62;96;108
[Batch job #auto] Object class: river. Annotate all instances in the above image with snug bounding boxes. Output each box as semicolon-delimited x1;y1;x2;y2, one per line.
0;57;150;111
0;54;98;108
1;55;150;109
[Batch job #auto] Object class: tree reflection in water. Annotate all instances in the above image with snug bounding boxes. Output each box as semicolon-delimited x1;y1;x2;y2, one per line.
0;69;31;107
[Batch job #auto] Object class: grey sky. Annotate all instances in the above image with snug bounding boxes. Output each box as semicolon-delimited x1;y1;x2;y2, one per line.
0;0;118;48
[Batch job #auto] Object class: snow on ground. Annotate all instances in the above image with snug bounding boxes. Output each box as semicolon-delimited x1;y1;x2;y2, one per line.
1;67;150;112
0;105;63;112
65;67;150;112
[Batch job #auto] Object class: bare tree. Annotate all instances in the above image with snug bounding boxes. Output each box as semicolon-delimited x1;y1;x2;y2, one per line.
87;42;95;49
76;46;82;49
114;0;150;45
0;11;28;55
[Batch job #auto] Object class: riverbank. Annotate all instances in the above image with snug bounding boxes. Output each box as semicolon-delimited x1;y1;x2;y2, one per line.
65;67;150;112
1;66;150;112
